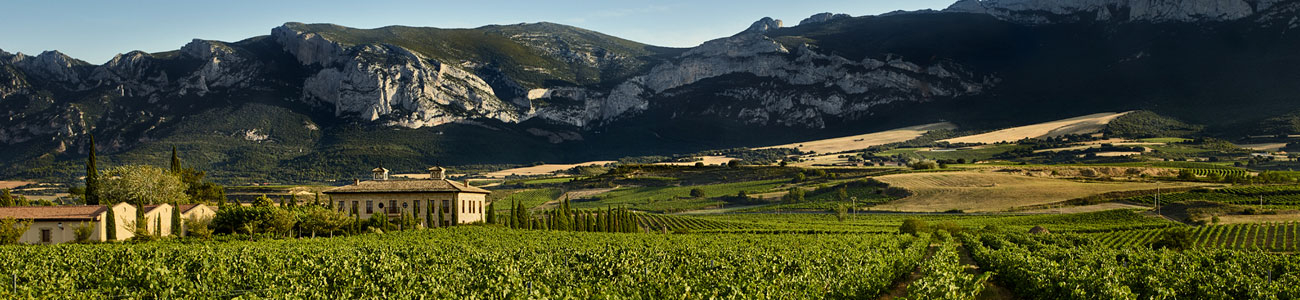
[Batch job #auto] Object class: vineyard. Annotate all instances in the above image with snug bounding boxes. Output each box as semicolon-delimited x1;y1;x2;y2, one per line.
0;227;928;298
1091;222;1299;251
634;214;771;233
1186;168;1250;178
1124;185;1300;207
964;232;1300;299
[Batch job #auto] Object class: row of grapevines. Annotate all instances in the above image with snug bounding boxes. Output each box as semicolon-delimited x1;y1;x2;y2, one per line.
963;232;1300;299
1092;222;1298;251
0;227;928;298
903;238;988;300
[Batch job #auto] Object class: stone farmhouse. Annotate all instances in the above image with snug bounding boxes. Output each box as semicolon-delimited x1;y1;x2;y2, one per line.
0;202;217;244
324;166;490;227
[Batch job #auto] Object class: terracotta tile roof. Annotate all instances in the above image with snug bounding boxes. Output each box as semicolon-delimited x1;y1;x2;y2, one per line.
176;204;204;213
141;204;172;214
0;205;108;221
323;179;490;194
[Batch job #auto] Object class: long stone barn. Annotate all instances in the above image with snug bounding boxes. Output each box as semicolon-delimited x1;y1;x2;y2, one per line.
324;166;490;227
0;203;135;244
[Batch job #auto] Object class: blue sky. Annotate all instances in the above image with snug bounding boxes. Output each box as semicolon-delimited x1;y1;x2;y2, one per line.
0;0;955;64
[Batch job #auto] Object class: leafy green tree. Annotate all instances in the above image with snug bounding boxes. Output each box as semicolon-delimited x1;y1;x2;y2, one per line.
101;165;190;206
1178;169;1198;181
835;204;849;222
837;187;848;202
0;189;12;207
792;173;806;183
85;134;101;205
689;188;706;198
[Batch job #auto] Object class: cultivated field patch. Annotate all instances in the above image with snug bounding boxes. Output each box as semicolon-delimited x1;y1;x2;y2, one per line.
871;171;1207;212
761;122;955;154
941;112;1129;144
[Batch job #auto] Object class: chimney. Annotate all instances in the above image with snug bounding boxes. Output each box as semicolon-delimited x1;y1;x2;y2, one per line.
372;167;389;181
428;166;446;180
464;180;471;187
354;179;360;185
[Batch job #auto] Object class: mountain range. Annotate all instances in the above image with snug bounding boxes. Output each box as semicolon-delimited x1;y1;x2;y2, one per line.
3;0;1300;183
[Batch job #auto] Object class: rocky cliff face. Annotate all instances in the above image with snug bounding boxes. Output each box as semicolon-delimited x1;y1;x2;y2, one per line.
945;0;1287;23
525;16;989;128
274;24;520;128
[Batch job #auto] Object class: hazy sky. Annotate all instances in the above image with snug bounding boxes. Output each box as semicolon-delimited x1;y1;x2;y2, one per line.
0;0;955;64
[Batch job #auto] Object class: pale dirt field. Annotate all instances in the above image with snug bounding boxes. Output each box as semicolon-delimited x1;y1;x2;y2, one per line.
0;181;34;189
654;156;738;166
941;112;1130;144
1216;213;1300;224
1239;143;1288;152
1091;151;1144;157
871;170;1208;213
1018;202;1150;214
484;161;616;178
761;122;956;154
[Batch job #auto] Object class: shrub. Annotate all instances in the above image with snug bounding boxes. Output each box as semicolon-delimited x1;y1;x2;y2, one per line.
0;217;32;244
185;217;213;239
834;204;848;222
908;159;940;170
1151;227;1195;250
73;222;94;243
900;219;928;236
782;188;805;203
689;188;706;198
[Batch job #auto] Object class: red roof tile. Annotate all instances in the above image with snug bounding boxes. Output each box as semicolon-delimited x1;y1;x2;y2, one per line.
0;206;108;221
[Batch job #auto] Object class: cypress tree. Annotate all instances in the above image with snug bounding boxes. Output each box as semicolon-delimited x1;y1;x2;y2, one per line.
486;202;495;224
171;204;182;237
426;201;434;228
84;135;100;205
170;146;182;174
437;205;444;228
578;213;587;232
105;206;117;241
606;207;614;233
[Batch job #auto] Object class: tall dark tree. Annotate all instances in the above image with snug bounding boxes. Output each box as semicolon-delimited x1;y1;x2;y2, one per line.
85;134;101;205
105;207;117;241
426;200;434;228
171;203;182;237
486;202;495;224
170;146;182;174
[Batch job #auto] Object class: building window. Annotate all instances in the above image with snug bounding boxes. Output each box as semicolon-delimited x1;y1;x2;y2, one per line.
462;200;466;213
366;200;373;214
442;200;449;213
338;201;345;212
40;229;51;243
389;200;398;214
352;201;359;214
